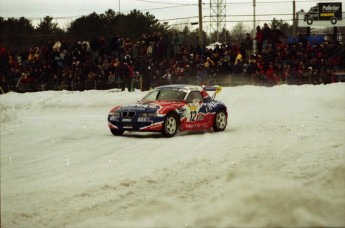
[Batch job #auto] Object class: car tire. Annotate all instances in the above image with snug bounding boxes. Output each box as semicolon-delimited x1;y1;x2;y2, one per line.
306;18;313;25
110;128;124;136
162;113;178;137
213;109;227;132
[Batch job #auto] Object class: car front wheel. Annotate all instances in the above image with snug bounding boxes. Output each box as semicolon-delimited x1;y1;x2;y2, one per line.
213;110;227;132
162;113;178;137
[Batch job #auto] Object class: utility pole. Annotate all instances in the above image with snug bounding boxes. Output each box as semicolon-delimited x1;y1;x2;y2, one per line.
119;0;121;14
199;0;203;46
253;0;257;54
293;0;296;37
253;0;256;37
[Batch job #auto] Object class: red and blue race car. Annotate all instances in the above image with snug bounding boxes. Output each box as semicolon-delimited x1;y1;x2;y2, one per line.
108;85;228;137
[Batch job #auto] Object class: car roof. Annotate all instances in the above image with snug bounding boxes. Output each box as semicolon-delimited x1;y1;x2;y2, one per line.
157;84;202;91
157;84;212;100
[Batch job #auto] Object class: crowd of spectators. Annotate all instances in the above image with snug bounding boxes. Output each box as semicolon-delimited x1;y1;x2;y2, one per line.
0;24;344;93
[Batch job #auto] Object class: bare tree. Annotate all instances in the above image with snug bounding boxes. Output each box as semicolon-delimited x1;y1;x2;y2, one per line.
230;22;250;44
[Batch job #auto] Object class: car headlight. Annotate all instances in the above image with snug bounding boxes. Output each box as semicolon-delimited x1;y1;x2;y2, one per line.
139;113;157;117
110;112;121;118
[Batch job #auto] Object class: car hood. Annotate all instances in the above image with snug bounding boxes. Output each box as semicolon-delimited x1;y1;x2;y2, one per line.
118;100;184;112
119;102;160;111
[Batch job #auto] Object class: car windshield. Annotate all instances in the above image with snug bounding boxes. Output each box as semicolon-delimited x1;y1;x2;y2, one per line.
142;89;187;102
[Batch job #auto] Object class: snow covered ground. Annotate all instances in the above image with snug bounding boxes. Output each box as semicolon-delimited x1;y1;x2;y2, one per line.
1;84;345;227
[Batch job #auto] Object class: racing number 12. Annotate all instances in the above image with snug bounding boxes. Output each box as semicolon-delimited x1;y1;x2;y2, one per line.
190;111;197;121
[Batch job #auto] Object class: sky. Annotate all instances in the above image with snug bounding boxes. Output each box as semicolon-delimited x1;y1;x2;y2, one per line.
1;83;345;227
1;0;342;30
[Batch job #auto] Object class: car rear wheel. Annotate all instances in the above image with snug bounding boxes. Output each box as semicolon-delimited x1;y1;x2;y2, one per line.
213;109;227;132
110;128;124;136
162;113;178;137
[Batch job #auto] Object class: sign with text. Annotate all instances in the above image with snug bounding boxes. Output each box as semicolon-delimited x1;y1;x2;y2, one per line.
318;2;342;21
298;2;343;27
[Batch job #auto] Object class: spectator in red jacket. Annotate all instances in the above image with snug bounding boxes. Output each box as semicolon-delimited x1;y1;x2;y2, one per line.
266;63;279;85
254;26;263;54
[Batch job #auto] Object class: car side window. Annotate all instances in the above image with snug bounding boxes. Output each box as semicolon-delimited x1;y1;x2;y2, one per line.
142;90;159;101
186;91;203;103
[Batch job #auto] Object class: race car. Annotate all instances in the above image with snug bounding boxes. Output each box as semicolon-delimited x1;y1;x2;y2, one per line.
108;84;228;137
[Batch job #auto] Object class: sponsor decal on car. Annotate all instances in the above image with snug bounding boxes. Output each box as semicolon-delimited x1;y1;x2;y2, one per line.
204;101;218;112
188;105;198;111
138;117;151;122
196;113;205;121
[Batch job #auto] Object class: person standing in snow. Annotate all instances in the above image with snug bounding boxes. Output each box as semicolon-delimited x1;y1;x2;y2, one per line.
270;25;287;48
262;23;271;49
254;26;263;54
243;33;253;61
121;55;134;92
140;58;155;91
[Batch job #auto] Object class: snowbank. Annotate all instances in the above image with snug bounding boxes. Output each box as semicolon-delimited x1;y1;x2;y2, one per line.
1;84;345;227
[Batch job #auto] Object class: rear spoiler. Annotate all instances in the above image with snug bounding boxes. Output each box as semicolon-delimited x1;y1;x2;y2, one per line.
203;85;222;100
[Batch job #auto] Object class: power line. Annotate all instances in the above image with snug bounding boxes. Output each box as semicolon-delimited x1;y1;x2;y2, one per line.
3;12;299;23
159;16;198;21
204;19;294;23
136;0;196;6
168;18;294;27
224;13;292;17
136;0;337;6
3;0;338;26
136;5;189;12
1;5;191;21
159;13;298;22
225;0;337;4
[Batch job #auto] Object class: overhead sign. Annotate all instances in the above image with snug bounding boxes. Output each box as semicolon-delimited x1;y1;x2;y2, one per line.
318;2;342;22
298;2;344;27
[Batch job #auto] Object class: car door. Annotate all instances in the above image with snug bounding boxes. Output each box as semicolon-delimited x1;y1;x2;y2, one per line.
185;91;204;126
